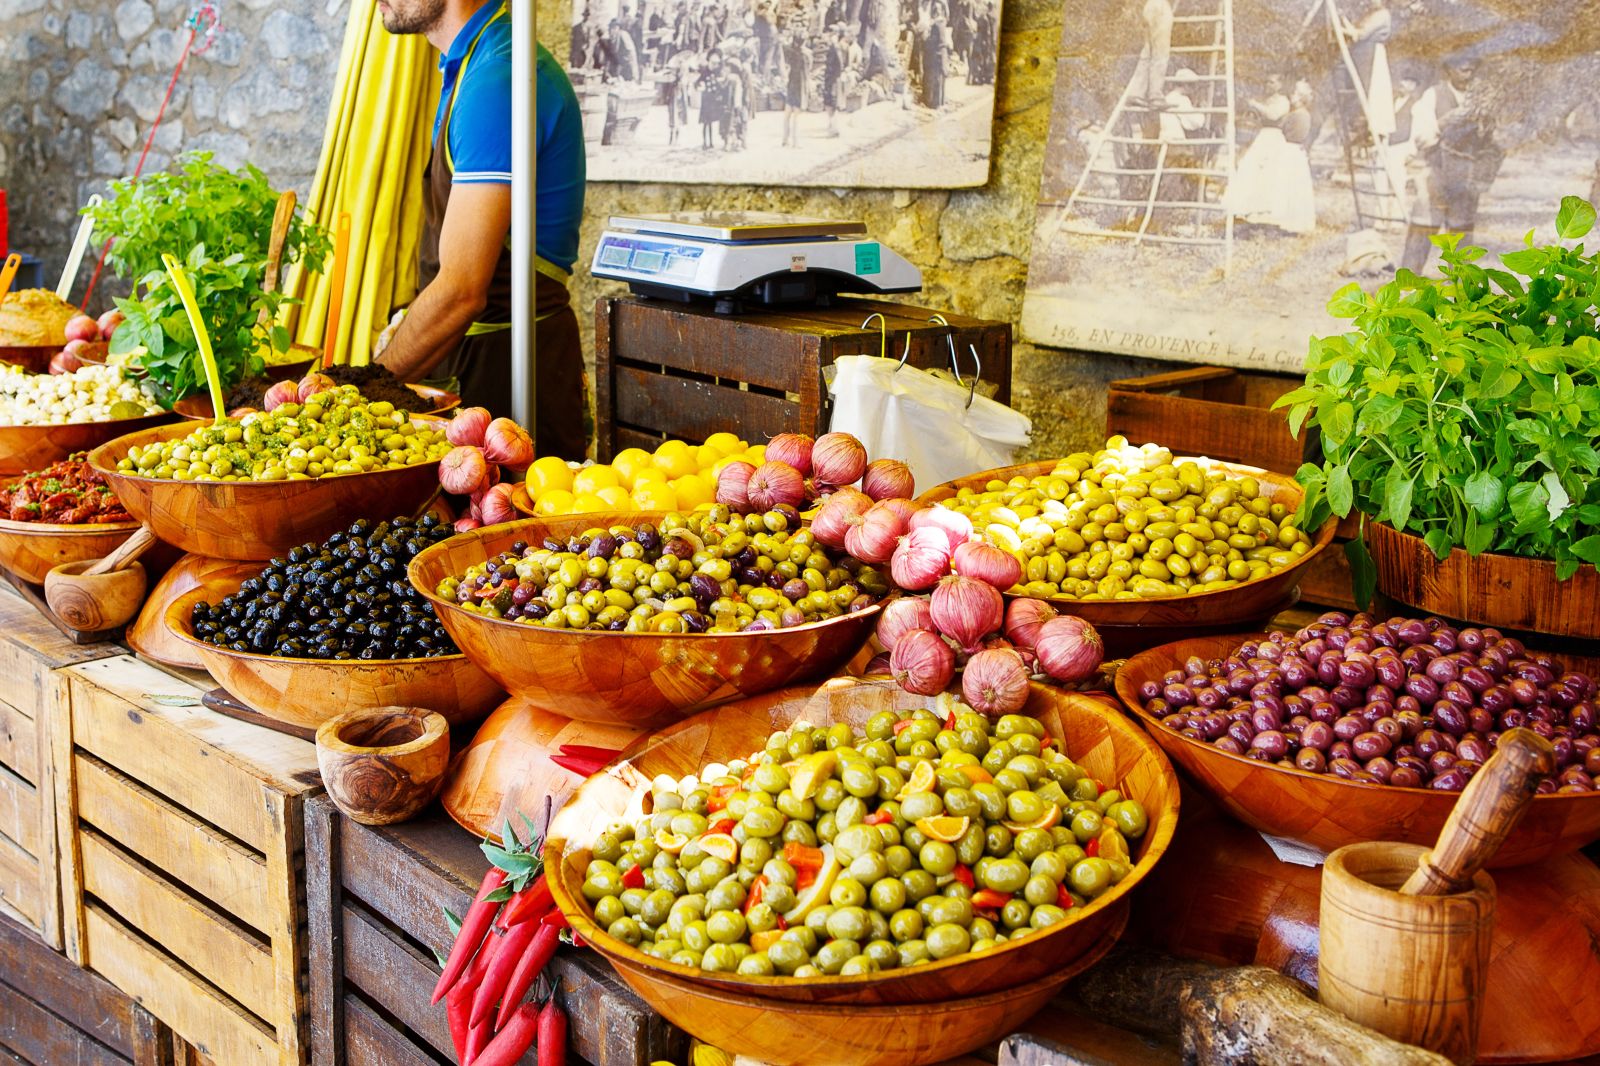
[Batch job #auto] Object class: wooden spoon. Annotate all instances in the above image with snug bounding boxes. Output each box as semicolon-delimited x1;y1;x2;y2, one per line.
80;526;157;578
257;190;297;328
1401;727;1556;896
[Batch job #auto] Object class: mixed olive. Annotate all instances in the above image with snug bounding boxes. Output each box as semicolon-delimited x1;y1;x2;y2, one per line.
437;506;889;633
191;515;457;660
577;698;1149;977
116;386;451;482
935;437;1317;600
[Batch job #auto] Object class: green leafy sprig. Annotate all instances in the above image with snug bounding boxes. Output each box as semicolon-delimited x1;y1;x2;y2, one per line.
1276;196;1600;605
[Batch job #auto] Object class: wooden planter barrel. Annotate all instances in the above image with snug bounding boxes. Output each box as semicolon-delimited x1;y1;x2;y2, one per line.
1365;520;1600;641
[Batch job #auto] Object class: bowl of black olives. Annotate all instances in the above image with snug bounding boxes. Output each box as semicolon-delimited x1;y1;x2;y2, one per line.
168;515;504;732
407;509;891;727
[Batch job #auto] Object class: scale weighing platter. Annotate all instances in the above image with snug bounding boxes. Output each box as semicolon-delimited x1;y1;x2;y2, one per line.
592;212;921;311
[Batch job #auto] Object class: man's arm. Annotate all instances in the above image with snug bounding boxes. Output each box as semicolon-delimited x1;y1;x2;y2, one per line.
377;183;511;383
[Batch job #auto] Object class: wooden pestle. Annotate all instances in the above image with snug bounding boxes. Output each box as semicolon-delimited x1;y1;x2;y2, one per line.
1402;727;1556;896
81;526;156;578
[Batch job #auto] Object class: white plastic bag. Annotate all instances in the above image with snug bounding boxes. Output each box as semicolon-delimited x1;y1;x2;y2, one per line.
827;355;1032;490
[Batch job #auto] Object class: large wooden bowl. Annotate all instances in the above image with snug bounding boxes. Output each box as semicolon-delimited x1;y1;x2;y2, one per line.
0;345;61;374
165;582;503;731
125;552;260;669
86;420;444;560
1115;635;1600;867
174;383;461;421
545;678;1178;1006
606;917;1123;1066
918;459;1337;637
0;516;141;585
408;513;885;727
0;410;178;477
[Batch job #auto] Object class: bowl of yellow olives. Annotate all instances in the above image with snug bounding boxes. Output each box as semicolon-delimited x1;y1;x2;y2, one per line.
545;677;1178;1007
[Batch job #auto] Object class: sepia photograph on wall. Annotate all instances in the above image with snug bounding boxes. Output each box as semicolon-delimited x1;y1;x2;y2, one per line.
568;0;1003;187
1021;0;1600;372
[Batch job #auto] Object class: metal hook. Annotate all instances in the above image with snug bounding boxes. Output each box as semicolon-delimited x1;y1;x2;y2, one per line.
926;314;964;383
963;343;981;409
861;311;912;368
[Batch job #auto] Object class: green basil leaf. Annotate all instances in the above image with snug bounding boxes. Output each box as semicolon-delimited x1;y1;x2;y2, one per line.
1556;557;1582;581
1480;366;1522;399
1507;481;1551;535
1384;472;1415;532
1463;471;1504;519
1423;528;1454;561
1324;402;1355;445
1344;533;1376;610
1556;195;1596;240
1327;283;1366;318
1327;466;1354;517
1464;517;1497;555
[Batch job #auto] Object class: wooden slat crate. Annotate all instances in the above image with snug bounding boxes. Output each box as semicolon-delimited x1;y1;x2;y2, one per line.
595;296;1013;461
0;906;182;1065
1105;366;1357;610
0;585;122;947
52;655;322;1066
306;796;687;1066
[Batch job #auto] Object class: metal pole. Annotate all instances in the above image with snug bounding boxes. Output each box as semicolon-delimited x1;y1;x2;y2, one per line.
510;0;538;433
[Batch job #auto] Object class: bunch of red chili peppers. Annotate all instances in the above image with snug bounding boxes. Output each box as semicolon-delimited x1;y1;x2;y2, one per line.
433;814;570;1066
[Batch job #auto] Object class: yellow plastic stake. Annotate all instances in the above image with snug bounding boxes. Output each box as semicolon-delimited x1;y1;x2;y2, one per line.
161;254;228;426
0;254;21;304
322;211;352;369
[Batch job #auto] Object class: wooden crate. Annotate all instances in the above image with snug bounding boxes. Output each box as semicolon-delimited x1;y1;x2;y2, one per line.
0;906;182;1065
0;585;122;948
306;796;686;1066
1105;366;1356;610
52;655;323;1066
594;295;1013;461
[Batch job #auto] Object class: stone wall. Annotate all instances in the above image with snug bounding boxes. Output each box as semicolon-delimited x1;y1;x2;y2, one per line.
0;0;1176;458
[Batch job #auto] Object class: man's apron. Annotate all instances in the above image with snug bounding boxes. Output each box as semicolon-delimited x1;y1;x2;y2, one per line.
417;3;588;459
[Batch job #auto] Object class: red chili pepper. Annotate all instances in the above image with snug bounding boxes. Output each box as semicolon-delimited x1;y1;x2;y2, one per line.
620;864;646;890
744;875;767;914
432;867;508;1004
501;876;553;928
537;989;568;1066
944;710;957;731
971;888;1012;910
470;920;539;1028
472;1001;539;1066
540;909;570;930
556;743;621;763
953;864;975;890
1085;837;1099;858
495;922;561;1031
444;927;496;1061
464;1012;493;1066
775;913;788;931
708;818;737;837
1057;884;1076;910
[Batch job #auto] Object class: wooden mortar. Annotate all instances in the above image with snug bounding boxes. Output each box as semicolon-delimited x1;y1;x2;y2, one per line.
43;526;157;630
1319;728;1555;1064
316;707;450;826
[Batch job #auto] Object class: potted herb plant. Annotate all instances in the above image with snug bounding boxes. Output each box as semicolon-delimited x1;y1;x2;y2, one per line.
1278;196;1600;639
84;152;330;406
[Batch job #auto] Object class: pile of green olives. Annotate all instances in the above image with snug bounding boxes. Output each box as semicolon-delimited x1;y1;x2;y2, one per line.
577;697;1149;978
937;436;1316;601
116;386;451;482
438;505;889;632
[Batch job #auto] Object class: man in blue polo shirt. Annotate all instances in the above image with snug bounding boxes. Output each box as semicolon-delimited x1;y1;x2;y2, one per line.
376;0;588;459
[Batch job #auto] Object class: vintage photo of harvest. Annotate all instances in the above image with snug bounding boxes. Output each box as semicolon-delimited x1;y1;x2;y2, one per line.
568;0;1004;186
1021;0;1600;371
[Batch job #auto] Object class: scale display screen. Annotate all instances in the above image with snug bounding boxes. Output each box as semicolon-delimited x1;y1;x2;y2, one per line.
595;236;701;279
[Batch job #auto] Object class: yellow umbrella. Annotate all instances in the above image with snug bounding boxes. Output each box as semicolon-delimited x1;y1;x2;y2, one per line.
285;0;440;367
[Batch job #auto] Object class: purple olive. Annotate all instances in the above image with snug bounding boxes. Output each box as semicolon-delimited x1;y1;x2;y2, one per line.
1415;729;1451;757
1364;756;1395;783
1559;781;1596;794
1509;678;1539;707
1330;740;1354;761
1538;778;1559;794
1287;715;1311;733
1433;702;1470;735
1441;681;1475;708
1179;727;1205;741
1405;675;1440;704
1227;721;1256;748
1258;641;1285;664
1370;623;1398;648
1327;626;1352;650
1296;748;1327;774
1395;618;1430;646
1430;768;1469;791
1250;678;1285;700
1498;708;1526;730
1390;766;1424;788
1317;657;1343;688
1333;715;1366;742
1252;707;1284;734
1396;695;1423;717
1560;767;1595;789
1425;657;1460;685
1201;713;1229;740
1329;757;1363;780
1250;730;1289;758
1373;656;1407;689
1573;703;1597;733
1183;655;1208;677
1551;735;1575;767
1459;627;1486;652
1339;656;1377;689
1163;684;1196;708
1371;716;1403;744
1300;721;1334;751
1195;686;1226;710
1460;665;1493;695
1456;736;1491;764
1498;636;1525;658
1330;685;1363;711
1300;637;1328;663
1480;685;1511;714
1530;719;1557;739
1479;646;1509;675
1431;628;1459;653
1469;707;1495;734
1215;736;1246;755
1394;710;1425;739
1428;750;1459;775
1281;657;1315;688
1352;731;1392;761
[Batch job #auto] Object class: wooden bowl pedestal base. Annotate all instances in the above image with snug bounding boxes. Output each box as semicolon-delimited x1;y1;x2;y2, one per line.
440;694;650;840
125;552;258;669
1129;789;1600;1063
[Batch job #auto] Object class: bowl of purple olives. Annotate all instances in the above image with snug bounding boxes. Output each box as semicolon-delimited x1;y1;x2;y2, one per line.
1114;611;1600;867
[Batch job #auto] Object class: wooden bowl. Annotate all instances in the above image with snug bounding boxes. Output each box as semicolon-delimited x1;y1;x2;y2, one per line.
44;558;148;631
0;517;141;585
86;420;445;560
1366;519;1600;641
316;707;450;825
174;384;461;421
0;345;60;374
0;410;178;477
545;678;1178;1005
261;344;321;381
164;581;504;732
917;459;1337;639
607;915;1123;1066
408;513;886;727
1115;635;1600;867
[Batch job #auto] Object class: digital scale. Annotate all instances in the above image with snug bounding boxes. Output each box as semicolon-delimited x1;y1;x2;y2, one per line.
590;212;923;312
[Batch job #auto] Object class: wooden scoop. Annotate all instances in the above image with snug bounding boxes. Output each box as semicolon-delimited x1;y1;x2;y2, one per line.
43;527;157;632
257;190;296;328
1402;727;1556;896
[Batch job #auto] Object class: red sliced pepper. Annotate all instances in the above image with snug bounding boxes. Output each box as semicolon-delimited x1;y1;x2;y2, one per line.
501;876;552;928
1085;837;1099;858
473;1000;539;1066
1057;884;1076;910
620;864;646;890
551;753;606;777
783;841;825;872
537;990;568;1066
863;809;894;826
944;710;957;731
556;743;621;764
892;718;917;736
469;920;538;1028
495;921;561;1031
707;781;736;813
1040;735;1054;749
775;913;788;931
708;818;737;837
971;888;1012;910
953;864;975;890
432;867;507;1004
744;875;767;914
